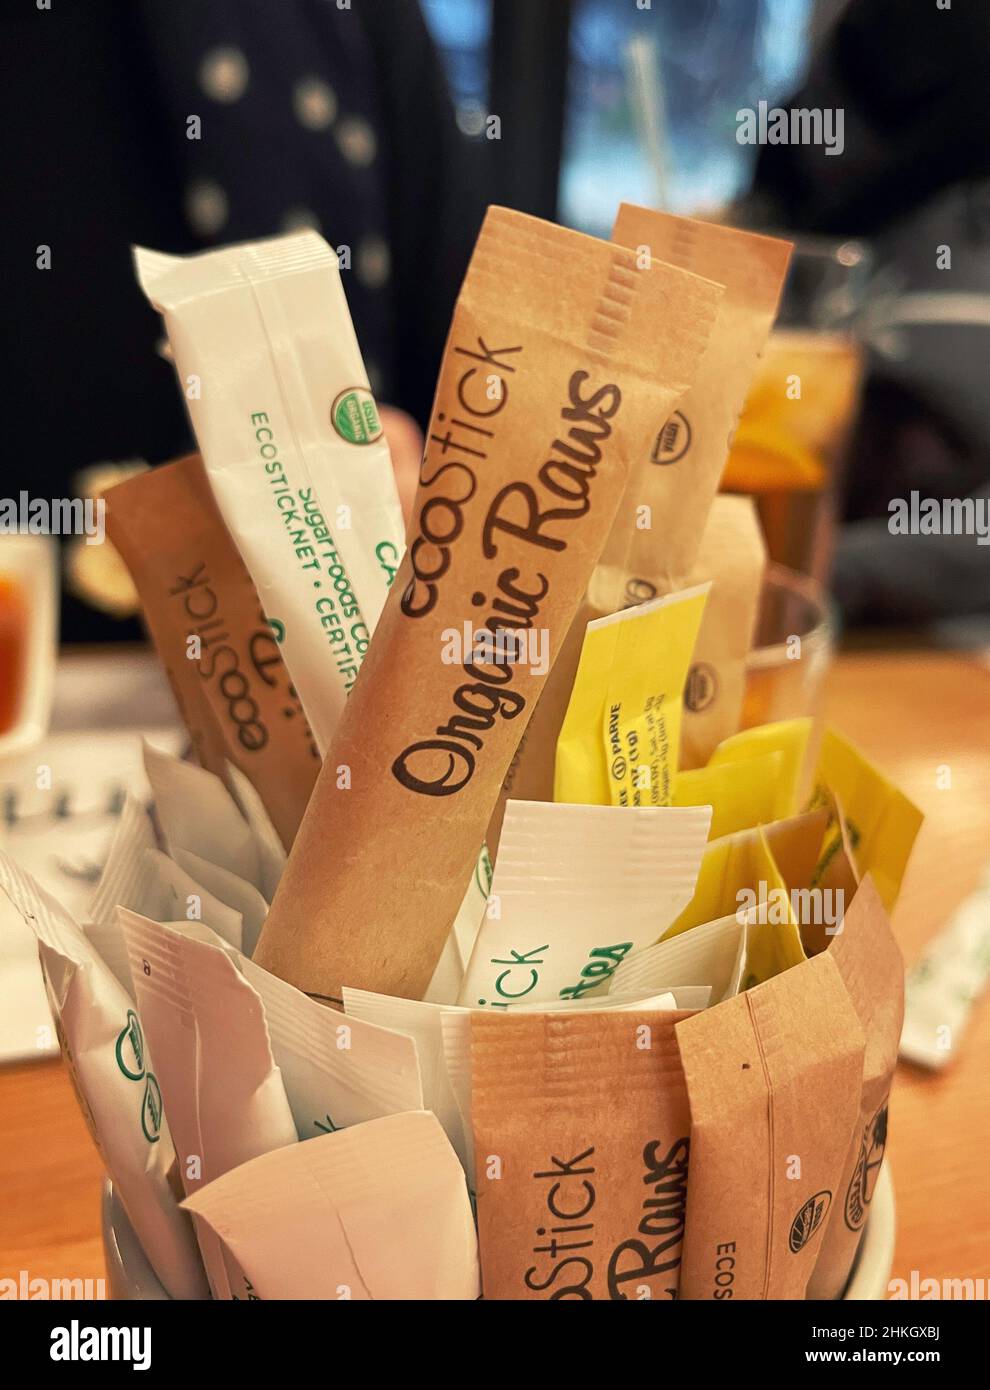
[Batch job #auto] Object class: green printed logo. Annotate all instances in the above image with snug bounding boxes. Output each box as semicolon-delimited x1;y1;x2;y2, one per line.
331;387;383;445
267;617;286;644
115;1010;162;1144
115;1010;145;1080
476;844;494;897
141;1073;163;1144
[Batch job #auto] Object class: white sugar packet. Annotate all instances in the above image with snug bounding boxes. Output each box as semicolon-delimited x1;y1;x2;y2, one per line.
225;762;286;898
119;911;297;1192
134;231;405;755
171;847;269;954
522;986;710;1012
457;799;711;1010
149;918;424;1142
183;1113;480;1301
608;913;747;1005
143;743;262;888
900;867;990;1069
238;957;423;1138
120;911;298;1300
423;847;491;1006
342;989;469;1174
85;796;157;993
143;743;277;950
344;986;697;1188
0;854;208;1299
84;796;244;995
142;849;243;950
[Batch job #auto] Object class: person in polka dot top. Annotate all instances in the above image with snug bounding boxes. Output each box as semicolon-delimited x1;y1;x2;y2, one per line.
6;0;488;640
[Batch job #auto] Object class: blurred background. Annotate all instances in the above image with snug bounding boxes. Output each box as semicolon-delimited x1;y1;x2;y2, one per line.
5;0;990;657
2;0;989;1300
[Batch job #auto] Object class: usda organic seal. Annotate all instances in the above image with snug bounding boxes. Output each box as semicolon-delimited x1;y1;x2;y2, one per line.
789;1190;832;1252
331;386;383;445
845;1102;888;1231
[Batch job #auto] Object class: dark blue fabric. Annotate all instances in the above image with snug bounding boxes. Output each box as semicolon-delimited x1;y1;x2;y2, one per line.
4;0;487;639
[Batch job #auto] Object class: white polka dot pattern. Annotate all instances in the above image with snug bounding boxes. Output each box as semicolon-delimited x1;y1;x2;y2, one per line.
293;77;338;130
356;235;391;289
198;47;250;104
335;115;377;168
185;178;229;235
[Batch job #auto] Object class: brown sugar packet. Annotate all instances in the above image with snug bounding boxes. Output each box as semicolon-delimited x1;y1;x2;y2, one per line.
253;205;723;1002
470;1009;694;1301
678;495;766;768
106;455;319;849
496;212;790;819
598;205;791;599
675;949;865;1299
807;876;903;1300
105;464;226;778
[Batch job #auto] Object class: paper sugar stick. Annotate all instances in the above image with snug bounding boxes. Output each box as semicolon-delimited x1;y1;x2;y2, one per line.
900;868;990;1071
458;799;710;1009
676;949;865;1299
253;206;723;1002
601;206;791;598
808;877;904;1299
497;212;791;815
107;454;320;848
470;1010;695;1300
676;496;767;768
134;234;406;756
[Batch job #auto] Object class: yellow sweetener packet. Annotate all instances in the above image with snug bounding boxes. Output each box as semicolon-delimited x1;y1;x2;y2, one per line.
672;750;784;839
807;727;923;912
554;584;710;807
708;718;811;811
740;826;810;989
662;811;829;987
673;717;812;836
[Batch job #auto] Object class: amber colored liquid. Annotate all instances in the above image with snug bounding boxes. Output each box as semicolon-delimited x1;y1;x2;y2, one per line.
730;329;863;582
0;575;28;733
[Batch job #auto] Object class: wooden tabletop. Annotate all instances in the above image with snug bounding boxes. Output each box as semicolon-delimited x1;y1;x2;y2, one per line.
1;648;989;1296
823;650;990;1290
